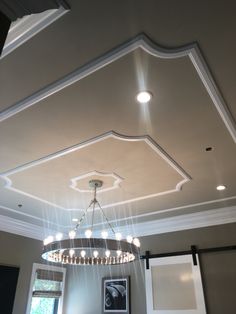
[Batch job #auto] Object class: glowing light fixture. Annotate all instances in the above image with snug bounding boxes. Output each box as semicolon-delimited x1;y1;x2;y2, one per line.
55;233;63;241
101;230;108;239
136;91;152;103
69;230;76;239
85;229;92;238
216;185;226;191
115;232;122;241
42;180;140;265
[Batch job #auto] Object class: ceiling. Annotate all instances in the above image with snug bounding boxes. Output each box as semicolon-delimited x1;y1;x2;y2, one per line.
0;0;236;240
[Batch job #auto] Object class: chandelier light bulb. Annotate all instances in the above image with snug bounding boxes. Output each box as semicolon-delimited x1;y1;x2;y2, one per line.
44;236;54;245
80;250;86;258
69;249;75;257
116;250;122;257
43;237;49;245
69;230;76;239
126;235;133;243
85;229;92;238
105;250;111;257
101;230;108;239
133;237;140;247
115;232;122;241
136;91;152;103
55;232;63;241
93;250;99;258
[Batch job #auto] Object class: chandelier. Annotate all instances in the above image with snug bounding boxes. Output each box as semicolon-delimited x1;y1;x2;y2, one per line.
42;180;140;265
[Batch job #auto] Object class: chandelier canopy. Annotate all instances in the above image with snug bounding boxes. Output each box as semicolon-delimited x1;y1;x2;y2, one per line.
42;180;140;265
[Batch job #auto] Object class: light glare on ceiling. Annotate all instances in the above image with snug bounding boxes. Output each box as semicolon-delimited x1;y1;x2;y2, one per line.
136;91;152;103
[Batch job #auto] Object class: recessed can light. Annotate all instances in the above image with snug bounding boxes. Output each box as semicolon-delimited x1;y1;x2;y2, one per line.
136;91;152;103
72;218;78;222
216;185;226;191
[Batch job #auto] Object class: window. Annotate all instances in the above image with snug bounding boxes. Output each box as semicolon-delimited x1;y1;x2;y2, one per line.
26;263;66;314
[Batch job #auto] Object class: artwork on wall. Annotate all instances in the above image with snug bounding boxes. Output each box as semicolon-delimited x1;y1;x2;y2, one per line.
145;255;206;314
102;277;130;314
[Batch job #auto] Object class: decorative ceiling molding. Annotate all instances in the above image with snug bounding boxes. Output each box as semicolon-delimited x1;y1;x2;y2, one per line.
0;205;235;241
93;195;236;227
0;213;56;240
1;195;235;232
1;6;68;59
0;34;235;143
128;205;236;237
70;170;123;194
0;0;69;21
0;202;65;228
0;131;191;211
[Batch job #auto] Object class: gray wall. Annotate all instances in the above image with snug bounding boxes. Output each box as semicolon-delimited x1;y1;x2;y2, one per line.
63;223;236;314
0;231;42;314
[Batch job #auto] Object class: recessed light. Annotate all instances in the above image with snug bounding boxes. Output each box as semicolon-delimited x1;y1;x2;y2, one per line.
136;91;152;103
72;218;78;222
216;185;226;191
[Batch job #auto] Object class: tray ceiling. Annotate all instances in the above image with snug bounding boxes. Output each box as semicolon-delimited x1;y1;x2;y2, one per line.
0;0;235;238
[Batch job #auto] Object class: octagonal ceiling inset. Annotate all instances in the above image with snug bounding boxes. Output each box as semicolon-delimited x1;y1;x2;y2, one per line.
1;132;190;211
70;170;123;194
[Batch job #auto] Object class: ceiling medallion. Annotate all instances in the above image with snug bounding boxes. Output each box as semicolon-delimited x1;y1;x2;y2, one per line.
42;180;140;265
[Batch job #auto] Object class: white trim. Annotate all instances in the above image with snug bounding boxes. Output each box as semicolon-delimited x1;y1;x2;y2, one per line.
1;7;68;59
0;213;56;240
0;205;235;240
0;196;236;231
1;131;191;211
114;205;236;238
92;195;236;228
0;34;235;142
70;170;123;194
26;263;66;314
0;202;65;228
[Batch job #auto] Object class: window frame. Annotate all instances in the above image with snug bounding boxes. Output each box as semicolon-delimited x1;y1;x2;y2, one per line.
26;263;66;314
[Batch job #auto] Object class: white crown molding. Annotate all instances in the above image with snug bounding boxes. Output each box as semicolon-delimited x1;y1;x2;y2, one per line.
1;131;191;211
0;34;235;143
70;170;123;194
112;205;236;238
0;205;235;241
92;195;236;228
0;203;65;228
1;6;68;59
0;213;55;240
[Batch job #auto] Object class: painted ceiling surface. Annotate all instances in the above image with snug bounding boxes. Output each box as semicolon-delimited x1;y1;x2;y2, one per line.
0;0;235;239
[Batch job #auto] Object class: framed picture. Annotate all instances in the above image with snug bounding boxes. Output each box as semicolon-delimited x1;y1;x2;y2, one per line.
102;277;130;314
145;255;206;314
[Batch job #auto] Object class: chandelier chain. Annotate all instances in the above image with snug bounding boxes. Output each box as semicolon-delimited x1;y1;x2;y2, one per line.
96;200;116;235
74;199;94;230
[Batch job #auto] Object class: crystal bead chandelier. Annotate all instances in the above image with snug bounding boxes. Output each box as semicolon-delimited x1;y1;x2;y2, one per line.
42;180;140;265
